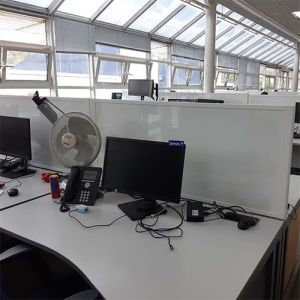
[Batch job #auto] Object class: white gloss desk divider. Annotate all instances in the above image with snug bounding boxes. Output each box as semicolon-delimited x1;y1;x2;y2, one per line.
0;95;294;219
92;100;294;220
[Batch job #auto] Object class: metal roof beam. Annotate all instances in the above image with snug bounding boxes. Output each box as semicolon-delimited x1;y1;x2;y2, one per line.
259;45;285;62
268;49;291;63
48;0;65;14
235;37;264;56
244;41;271;58
217;30;245;51
122;0;156;29
226;34;255;53
150;4;186;35
90;0;113;22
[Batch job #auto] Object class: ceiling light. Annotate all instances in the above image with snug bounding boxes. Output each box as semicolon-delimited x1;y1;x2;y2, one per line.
292;11;300;18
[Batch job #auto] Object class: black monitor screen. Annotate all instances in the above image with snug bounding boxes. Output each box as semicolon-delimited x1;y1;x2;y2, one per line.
128;79;154;97
102;137;185;203
295;102;300;124
0;116;32;160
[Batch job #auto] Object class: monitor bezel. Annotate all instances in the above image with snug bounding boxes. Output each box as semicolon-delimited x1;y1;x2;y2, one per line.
101;136;185;204
0;115;32;160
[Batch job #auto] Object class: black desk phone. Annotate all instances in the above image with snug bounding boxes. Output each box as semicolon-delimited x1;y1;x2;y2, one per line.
63;166;102;206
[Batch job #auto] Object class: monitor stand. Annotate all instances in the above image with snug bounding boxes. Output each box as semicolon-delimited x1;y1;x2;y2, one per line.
0;158;36;179
118;198;166;221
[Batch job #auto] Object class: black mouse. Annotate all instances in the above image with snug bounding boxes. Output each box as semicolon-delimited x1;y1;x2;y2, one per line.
238;217;256;230
7;188;19;197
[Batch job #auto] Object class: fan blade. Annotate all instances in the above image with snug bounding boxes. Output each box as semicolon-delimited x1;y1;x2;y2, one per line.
74;142;94;164
68;116;97;137
55;125;69;154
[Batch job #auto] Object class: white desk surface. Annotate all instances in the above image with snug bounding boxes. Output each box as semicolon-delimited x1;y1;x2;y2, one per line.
293;139;300;146
0;169;50;211
288;175;300;209
0;192;284;300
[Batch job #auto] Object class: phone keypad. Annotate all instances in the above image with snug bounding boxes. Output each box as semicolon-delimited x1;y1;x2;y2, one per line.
79;190;91;203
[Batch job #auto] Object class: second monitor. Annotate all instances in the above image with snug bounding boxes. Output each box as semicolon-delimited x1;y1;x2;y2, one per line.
101;137;186;220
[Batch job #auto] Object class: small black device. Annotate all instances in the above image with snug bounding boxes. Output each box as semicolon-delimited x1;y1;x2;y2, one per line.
224;211;259;230
128;79;155;101
112;92;122;100
294;102;300;139
101;137;186;220
238;217;257;230
7;188;19;197
186;201;204;222
62;166;102;206
0;116;36;179
197;99;224;104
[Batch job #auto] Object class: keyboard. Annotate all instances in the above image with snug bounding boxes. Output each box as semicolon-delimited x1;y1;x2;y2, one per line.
294;133;300;139
0;168;36;179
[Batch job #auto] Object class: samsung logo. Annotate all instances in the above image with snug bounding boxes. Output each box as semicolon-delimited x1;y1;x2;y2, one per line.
168;140;185;147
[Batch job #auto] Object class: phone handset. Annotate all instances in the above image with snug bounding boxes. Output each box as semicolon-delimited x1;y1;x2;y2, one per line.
60;166;102;212
60;167;81;212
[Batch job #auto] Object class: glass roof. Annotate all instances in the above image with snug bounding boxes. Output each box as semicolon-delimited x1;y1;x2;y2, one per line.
176;15;206;42
129;0;182;32
155;5;200;37
58;0;107;18
10;0;53;7
2;0;296;69
97;0;149;26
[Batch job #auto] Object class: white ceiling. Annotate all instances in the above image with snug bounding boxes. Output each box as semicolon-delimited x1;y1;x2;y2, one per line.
243;0;300;36
219;0;300;42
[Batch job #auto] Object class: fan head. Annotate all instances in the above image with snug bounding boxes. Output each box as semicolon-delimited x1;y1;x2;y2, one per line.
50;112;101;167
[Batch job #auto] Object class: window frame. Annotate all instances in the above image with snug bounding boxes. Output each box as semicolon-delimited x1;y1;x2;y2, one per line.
1;45;52;88
94;52;152;89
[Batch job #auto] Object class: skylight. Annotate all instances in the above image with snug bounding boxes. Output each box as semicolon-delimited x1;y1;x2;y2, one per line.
292;11;300;18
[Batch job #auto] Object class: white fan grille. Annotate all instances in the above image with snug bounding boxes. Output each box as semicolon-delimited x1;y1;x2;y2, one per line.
50;112;101;167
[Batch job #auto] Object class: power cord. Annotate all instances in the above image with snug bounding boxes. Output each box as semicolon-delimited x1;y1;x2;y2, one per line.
135;203;184;251
68;209;126;228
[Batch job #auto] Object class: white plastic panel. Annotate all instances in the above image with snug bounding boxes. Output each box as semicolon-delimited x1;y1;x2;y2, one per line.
248;94;300;106
0;96;90;172
93;100;293;219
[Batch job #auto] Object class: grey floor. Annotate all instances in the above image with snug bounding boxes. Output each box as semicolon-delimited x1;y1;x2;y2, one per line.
289;270;300;300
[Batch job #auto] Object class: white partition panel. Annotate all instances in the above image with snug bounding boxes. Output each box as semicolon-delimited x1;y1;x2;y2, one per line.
166;92;248;104
0;96;90;171
93;100;294;219
249;94;300;106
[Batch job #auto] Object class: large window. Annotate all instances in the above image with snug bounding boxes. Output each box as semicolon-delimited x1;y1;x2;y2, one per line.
94;43;150;90
0;11;47;45
0;11;50;94
216;70;237;89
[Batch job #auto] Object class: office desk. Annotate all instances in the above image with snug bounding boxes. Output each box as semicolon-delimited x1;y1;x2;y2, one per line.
0;168;50;211
0;192;286;300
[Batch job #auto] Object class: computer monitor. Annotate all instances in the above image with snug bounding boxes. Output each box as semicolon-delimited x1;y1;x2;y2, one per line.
128;79;154;100
197;99;224;104
295;102;300;124
0;115;35;178
101;137;186;220
112;92;122;100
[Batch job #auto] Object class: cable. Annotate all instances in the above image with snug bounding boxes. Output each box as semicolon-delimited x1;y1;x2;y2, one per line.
135;204;184;251
68;209;126;228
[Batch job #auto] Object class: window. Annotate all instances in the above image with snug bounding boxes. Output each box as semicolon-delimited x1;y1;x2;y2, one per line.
216;71;237;88
0;11;47;45
95;44;150;88
5;50;48;81
1;48;51;88
56;53;90;86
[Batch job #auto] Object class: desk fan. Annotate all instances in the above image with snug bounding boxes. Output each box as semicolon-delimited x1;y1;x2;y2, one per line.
32;91;101;167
